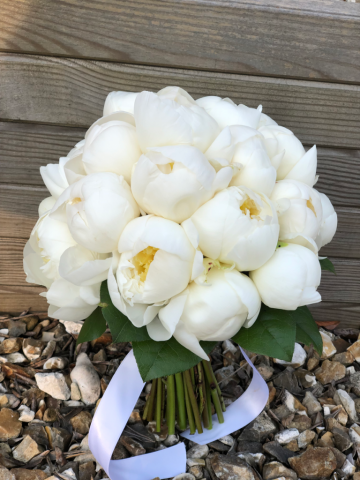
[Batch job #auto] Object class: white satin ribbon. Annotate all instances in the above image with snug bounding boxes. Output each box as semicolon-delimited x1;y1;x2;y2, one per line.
89;347;268;480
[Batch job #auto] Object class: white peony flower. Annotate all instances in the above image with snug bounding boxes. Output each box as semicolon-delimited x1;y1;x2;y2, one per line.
196;96;261;130
270;179;323;253
316;193;338;249
25;211;77;282
103;91;139;116
50;172;140;253
259;125;317;186
82;113;141;185
186;186;279;271
131;145;233;223
134;89;220;153
250;243;321;310
171;259;261;359
42;278;100;322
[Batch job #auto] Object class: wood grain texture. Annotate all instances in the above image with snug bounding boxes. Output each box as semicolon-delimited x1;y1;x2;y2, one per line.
1;54;360;148
1;122;360;208
0;285;47;315
309;303;360;328
0;0;359;83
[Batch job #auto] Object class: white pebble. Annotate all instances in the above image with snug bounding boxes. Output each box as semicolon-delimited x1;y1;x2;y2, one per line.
275;428;299;445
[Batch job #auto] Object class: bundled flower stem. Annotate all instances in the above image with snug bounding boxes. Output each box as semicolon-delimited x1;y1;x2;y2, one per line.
142;360;226;434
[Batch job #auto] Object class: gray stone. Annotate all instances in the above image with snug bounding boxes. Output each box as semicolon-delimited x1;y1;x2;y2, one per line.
70;353;100;405
46;426;72;450
336;389;358;422
297;429;316;449
22;338;45;360
332;427;353;452
187;444;209;459
35;372;70;400
238;411;277;442
18;405;35;422
262;441;296;464
274;343;307;368
211;454;259;480
214;366;235;387
0;353;26;364
262;461;297;480
120;435;146;456
302;391;322;415
275;428;299;445
43;356;69;370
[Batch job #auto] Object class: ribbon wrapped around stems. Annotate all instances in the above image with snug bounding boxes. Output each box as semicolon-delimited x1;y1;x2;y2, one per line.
89;347;269;480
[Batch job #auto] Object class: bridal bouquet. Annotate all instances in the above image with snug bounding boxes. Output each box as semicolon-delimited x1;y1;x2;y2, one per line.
24;86;337;435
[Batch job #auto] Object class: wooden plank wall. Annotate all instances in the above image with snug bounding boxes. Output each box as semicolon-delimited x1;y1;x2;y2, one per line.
0;0;359;327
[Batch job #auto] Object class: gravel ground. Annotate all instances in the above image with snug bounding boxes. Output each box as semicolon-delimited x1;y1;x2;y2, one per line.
1;312;360;480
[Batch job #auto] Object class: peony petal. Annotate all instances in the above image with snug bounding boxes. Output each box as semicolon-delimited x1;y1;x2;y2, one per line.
173;321;209;360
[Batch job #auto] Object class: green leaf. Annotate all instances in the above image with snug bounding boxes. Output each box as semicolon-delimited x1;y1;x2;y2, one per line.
319;257;336;274
232;308;296;361
133;338;217;381
77;307;106;346
291;306;323;356
100;281;150;343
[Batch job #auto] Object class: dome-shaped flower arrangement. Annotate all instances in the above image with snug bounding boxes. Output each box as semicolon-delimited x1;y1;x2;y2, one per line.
24;86;337;435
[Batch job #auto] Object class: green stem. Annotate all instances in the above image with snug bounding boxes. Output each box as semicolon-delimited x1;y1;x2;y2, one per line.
202;360;224;423
175;372;187;430
197;362;206;415
183;373;195;434
210;364;226;412
156;378;162;432
184;370;203;434
205;375;213;430
166;375;176;435
190;367;196;389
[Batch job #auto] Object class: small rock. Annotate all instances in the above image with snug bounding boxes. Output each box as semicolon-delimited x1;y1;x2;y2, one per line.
275;428;299;445
0;468;15;480
320;331;337;358
262;461;297;480
262;441;296;464
333;351;355;366
211;454;258;480
297;429;316;449
12;435;41;463
120;435;146;456
238;411;277;442
302;391;322;415
163;434;179;446
11;470;47;480
22;338;44;361
5;321;26;337
288;414;312;433
274;343;307;368
284;439;299;452
336;389;358;422
219;435;234;447
61;320;83;335
347;339;360;362
289;447;337;479
349;423;360;443
339;459;356;477
222;340;238;355
332;427;353;452
43;357;68;370
187;466;202;479
207;440;229;453
237;441;263;454
186;458;206;467
70;353;100;405
70;382;82;401
0;353;26;364
187;444;209;459
43;408;58;423
45;426;72;450
111;438;129;460
257;363;274;381
79;460;95;480
23;424;48;446
214;366;234;387
18;405;35;422
35;372;70;400
0;338;22;354
315;360;346;385
274;370;302;395
40;332;55;343
0;394;20;409
41;340;56;358
283;390;307;413
70;411;93;435
172;475;195;480
0;408;22;441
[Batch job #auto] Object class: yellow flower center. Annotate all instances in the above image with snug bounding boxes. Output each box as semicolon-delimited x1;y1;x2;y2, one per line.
132;246;159;282
70;197;82;205
240;198;261;219
307;198;316;216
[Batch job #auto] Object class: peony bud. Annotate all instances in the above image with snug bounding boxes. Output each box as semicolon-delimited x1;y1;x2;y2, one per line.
135;89;220;153
131;145;233;223
172;260;261;359
186;186;279;271
196;96;261;130
250;243;321;310
51;172;140;253
103;91;139;116
316;193;337;249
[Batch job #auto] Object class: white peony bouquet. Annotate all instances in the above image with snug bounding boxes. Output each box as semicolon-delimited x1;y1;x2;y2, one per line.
24;86;337;434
